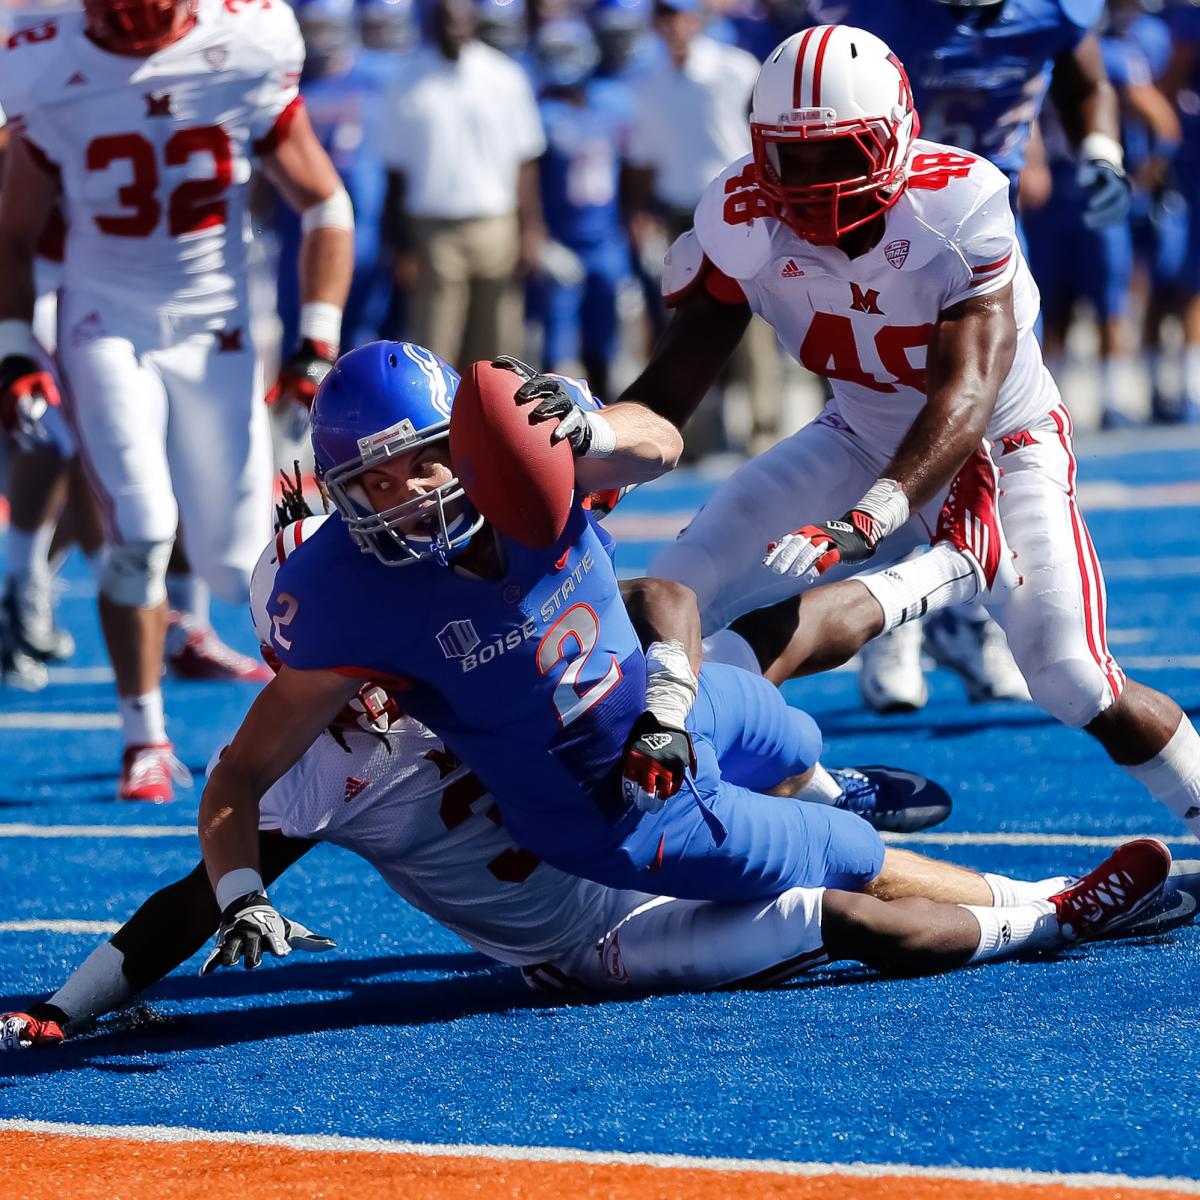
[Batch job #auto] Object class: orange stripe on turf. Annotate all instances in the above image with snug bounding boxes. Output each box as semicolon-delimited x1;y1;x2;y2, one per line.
3;1134;1197;1200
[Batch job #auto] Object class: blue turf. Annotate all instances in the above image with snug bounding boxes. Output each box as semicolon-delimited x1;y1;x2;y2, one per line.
2;432;1199;1178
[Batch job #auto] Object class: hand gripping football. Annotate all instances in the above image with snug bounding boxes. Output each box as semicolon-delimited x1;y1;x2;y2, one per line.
449;359;575;549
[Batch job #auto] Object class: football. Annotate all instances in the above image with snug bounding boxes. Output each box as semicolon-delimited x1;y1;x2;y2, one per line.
449;359;576;549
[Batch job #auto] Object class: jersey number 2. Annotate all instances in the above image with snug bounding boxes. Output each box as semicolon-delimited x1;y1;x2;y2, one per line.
537;603;622;726
86;127;233;238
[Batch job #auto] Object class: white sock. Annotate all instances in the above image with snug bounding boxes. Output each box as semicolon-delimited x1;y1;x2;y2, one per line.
166;574;210;627
1124;717;1200;838
1185;346;1200;405
984;873;1072;906
960;900;1060;963
795;762;843;805
119;690;167;747
48;942;131;1028
5;523;53;586
857;543;981;633
1099;356;1135;417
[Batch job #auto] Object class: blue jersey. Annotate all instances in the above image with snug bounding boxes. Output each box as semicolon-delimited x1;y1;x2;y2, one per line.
1165;3;1200;176
269;501;649;859
539;82;631;247
815;0;1102;180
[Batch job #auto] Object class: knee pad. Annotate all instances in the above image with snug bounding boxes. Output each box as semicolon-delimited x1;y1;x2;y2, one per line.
98;540;172;608
1023;656;1116;729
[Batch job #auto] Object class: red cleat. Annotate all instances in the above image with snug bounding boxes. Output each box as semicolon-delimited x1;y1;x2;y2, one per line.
166;615;273;684
1050;838;1171;941
933;447;1004;591
118;743;192;803
1;1012;64;1051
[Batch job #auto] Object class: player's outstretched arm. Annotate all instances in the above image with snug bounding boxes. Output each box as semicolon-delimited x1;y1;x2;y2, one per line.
616;287;751;432
1;834;314;1049
199;666;359;970
261;105;354;408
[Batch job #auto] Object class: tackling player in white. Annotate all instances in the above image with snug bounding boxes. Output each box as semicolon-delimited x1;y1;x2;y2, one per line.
618;25;1200;846
0;0;354;800
2;516;1192;1050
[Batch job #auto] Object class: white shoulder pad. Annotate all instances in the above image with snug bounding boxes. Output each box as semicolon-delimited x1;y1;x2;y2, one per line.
0;13;81;116
661;230;706;305
693;155;776;282
216;0;305;73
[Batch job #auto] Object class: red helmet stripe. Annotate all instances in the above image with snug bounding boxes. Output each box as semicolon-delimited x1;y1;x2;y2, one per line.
791;26;819;109
810;24;837;108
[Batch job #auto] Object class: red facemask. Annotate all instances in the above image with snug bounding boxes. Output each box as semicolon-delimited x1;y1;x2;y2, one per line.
83;0;198;55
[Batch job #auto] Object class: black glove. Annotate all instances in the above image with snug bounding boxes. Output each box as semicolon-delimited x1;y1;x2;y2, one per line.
266;338;338;408
494;355;595;455
621;711;697;814
201;892;334;974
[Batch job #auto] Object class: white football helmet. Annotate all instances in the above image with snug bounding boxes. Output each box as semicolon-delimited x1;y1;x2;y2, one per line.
750;25;919;244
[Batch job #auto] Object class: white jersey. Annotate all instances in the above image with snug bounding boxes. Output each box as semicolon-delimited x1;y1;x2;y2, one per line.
692;141;1057;457
256;720;646;969
0;0;303;317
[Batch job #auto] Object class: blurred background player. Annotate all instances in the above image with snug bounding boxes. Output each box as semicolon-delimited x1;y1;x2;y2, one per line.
811;0;1129;716
377;0;546;370
474;0;530;58
1023;11;1182;429
529;17;633;399
0;0;353;801
624;0;780;458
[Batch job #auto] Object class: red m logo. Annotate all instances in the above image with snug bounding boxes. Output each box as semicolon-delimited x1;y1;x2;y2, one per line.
144;92;172;118
849;283;882;315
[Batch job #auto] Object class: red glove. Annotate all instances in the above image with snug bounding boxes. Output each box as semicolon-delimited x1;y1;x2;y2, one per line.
265;338;338;408
1;1011;65;1051
0;354;60;444
621;711;697;814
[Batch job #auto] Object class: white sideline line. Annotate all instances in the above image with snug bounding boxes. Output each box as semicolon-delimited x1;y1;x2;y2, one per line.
1122;655;1200;670
0;823;194;838
0;712;120;730
46;666;116;685
0;919;120;934
884;832;1187;848
0;1120;1196;1193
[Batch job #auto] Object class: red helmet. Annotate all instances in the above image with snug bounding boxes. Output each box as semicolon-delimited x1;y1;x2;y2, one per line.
83;0;198;55
750;25;918;245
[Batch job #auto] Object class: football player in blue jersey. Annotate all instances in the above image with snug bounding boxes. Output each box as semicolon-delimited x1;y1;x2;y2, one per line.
589;0;657;81
805;0;1130;713
275;0;393;358
1023;23;1181;429
196;340;974;964
530;18;635;399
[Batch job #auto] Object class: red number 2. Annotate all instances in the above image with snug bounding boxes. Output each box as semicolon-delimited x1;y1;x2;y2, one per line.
86;127;233;239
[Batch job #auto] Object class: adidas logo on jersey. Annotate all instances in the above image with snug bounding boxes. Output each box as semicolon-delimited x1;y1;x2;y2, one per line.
67;71;87;87
780;259;804;279
344;776;368;803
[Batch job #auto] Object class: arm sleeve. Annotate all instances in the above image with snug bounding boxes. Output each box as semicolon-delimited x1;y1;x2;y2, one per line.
941;178;1020;310
511;68;546;161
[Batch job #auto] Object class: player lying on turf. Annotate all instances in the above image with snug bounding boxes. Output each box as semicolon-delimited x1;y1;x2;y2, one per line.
3;525;1190;1048
197;341;1015;949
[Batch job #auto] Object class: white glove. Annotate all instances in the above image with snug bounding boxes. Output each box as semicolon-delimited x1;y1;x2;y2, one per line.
537;239;586;287
762;528;826;584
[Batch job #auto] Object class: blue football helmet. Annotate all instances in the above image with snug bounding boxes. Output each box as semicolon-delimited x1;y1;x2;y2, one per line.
293;0;359;63
310;341;484;567
535;17;600;90
357;0;417;51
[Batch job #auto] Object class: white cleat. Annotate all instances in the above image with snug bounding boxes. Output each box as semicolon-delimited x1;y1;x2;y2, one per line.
924;608;1031;703
858;619;928;714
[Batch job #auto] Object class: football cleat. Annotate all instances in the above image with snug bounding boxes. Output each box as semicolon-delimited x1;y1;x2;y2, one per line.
924;609;1031;704
827;765;952;833
858;620;928;714
0;1012;64;1051
2;576;74;662
166;614;273;683
118;743;192;803
1099;858;1200;940
1050;838;1171;941
1;644;49;692
933;448;1004;592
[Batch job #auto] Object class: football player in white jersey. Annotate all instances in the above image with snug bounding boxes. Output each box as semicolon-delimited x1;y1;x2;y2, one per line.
2;515;1189;1050
0;0;354;800
611;26;1200;846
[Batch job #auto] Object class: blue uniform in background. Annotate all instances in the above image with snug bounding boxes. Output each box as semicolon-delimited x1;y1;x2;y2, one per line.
276;52;394;350
535;82;634;376
1163;2;1200;292
816;0;1101;190
268;501;880;901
